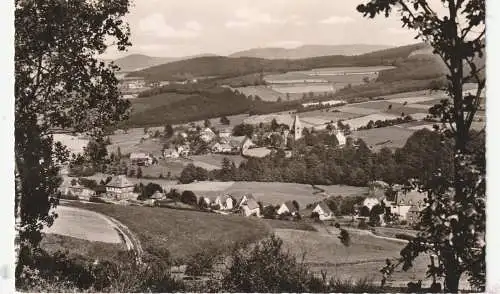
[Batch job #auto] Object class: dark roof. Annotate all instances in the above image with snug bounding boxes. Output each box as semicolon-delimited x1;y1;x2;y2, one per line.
283;201;298;213
245;198;260;210
106;175;134;188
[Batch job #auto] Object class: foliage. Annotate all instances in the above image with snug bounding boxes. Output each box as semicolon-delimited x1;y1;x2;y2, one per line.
179;163;209;184
181;190;197;206
164;124;174;138
15;0;131;248
136;182;163;200
357;0;486;291
220;116;230;125
232;123;255;137
357;116;414;130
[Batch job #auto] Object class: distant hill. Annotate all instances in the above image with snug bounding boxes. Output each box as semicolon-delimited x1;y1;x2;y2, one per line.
229;44;391;59
129;43;430;81
112;53;216;72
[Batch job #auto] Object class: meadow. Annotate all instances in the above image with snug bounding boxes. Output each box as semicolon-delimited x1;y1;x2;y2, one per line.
234;85;287;102
163;181;367;208
351;126;416;151
63;202;271;262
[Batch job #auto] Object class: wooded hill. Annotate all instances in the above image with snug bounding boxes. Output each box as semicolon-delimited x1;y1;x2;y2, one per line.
128;43;431;81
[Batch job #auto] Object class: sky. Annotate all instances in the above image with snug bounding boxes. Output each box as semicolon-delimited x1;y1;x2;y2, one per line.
102;0;444;59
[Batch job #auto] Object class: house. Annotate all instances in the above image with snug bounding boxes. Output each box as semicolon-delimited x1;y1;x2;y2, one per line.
368;180;389;198
212;143;233;154
214;194;235;210
240;198;261;217
163;148;179;159
241;137;256;152
177;145;190;157
237;194;256;208
150;191;165;200
362;197;380;211
219;128;232;138
59;179;96;200
335;131;346;146
229;136;246;152
277;201;298;216
105;175;136;200
200;127;216;143
382;188;427;220
406;205;421;225
312;202;334;220
130;152;153;166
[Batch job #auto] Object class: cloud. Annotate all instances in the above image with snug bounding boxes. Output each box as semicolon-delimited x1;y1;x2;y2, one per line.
225;7;285;28
139;13;203;39
319;16;355;24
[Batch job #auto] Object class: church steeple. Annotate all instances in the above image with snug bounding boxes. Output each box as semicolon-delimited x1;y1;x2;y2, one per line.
292;115;303;140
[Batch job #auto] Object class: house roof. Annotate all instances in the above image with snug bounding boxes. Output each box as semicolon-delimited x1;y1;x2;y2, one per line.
130;152;150;159
106;175;134;188
151;191;165;200
316;202;333;214
282;201;298;213
245;198;260;210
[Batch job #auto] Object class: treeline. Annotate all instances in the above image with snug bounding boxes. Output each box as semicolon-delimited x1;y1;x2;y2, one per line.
180;129;484;187
124;86;300;127
358;116;414;130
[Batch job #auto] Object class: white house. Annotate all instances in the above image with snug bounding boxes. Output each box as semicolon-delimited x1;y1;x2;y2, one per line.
240;198;261;217
335;131;346;146
362;197;380;211
200;128;216;143
212;143;232;154
237;194;256;208
177;145;190;157
105;175;136;200
277;201;298;216
163;148;179;159
241;137;256;152
219;128;232;138
130;152;153;166
312;202;335;220
214;194;235;210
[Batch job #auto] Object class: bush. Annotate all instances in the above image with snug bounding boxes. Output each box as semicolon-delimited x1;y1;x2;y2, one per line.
89;196;107;204
358;219;369;230
395;233;415;241
181;190;197;205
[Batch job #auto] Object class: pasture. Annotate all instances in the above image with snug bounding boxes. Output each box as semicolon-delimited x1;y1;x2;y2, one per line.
343;113;400;130
63;201;271;262
190;154;246;169
53;133;88;155
271;84;336;94
40;233;128;263
235;85;289;102
300;109;362;123
163;181;367;208
274;227;435;287
351;126;416;151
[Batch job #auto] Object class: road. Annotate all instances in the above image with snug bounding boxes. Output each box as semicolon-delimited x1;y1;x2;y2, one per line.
43;205;143;262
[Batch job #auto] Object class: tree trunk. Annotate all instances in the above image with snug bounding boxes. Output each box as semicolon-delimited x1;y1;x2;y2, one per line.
444;270;461;293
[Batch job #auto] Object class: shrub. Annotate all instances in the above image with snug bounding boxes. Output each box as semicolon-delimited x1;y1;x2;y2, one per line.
181;190;197;205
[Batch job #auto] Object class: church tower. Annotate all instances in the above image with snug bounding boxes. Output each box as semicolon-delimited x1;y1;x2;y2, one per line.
291;115;303;140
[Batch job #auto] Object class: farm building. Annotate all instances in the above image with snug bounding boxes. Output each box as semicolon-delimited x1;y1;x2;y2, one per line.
312;202;335;220
212;143;233;154
200;128;216;143
237;194;256;208
130;152;153;166
240;198;261;217
218;128;232;138
163;148;179;159
362;197;380;211
277;201;299;216
59;178;96;200
382;188;427;220
105;175;136;200
214;194;236;210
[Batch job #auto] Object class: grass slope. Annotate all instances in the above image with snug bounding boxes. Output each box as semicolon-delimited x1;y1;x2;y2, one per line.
62;202;271;262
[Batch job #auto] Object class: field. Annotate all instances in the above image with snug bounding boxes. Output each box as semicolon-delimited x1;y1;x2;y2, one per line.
343;113;400;130
40;233;128;263
299;109;362;123
234;85;289;102
63;201;271;262
351;126;416;151
52;133;88;155
128;92;191;114
163;181;367;208
271;84;336;94
274;227;433;287
189;154;246;169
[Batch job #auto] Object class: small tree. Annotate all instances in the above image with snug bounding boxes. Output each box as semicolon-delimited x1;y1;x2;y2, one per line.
136;167;143;179
164;124;174;138
203;119;211;128
181;190;197;206
220;116;230;125
292;200;300;211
